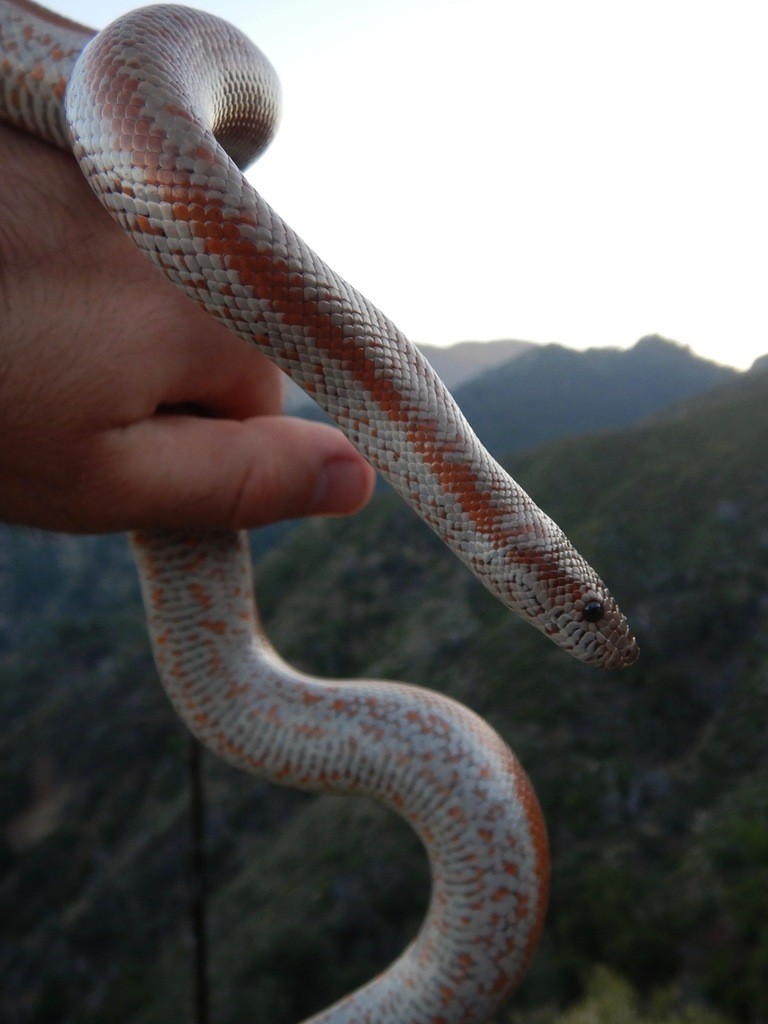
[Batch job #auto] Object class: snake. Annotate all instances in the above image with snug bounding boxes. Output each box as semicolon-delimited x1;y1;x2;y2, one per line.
0;2;639;1021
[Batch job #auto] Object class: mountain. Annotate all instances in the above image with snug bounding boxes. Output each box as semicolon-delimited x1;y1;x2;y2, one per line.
283;335;735;464
1;350;766;1024
416;338;533;390
454;334;736;458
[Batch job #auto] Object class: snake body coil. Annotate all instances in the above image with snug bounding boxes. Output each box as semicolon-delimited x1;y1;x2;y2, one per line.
0;2;638;1021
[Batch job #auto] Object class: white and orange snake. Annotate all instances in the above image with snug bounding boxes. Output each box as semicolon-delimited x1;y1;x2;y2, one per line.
0;2;639;1021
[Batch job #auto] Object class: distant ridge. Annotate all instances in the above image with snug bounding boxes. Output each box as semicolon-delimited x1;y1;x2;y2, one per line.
453;334;737;459
281;335;739;435
416;338;532;391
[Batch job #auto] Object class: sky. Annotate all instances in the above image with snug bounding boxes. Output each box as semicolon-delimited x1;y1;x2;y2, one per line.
47;0;768;370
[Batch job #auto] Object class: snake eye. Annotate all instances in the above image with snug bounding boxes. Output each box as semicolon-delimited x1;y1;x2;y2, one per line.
582;600;604;623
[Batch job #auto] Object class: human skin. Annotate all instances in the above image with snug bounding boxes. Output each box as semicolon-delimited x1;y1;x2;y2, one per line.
0;122;375;533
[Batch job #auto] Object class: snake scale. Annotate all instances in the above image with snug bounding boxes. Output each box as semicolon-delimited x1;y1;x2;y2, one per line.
0;2;639;1021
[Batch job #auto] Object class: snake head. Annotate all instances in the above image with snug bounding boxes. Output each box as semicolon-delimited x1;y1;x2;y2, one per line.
491;525;639;669
539;581;639;669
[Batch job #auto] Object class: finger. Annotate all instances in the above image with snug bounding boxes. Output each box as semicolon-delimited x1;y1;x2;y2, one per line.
97;414;376;531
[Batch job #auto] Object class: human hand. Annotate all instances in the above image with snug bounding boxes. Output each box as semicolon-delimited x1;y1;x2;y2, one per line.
0;123;375;533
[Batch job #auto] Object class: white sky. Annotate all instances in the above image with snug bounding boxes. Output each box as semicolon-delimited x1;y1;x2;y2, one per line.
48;0;768;369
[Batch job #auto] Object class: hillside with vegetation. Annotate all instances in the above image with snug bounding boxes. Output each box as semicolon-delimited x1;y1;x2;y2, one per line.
0;342;766;1024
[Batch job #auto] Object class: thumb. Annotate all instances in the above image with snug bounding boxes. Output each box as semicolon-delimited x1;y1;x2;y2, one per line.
105;413;376;531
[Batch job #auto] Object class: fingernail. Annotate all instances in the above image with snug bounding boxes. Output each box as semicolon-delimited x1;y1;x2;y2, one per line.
310;457;371;516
